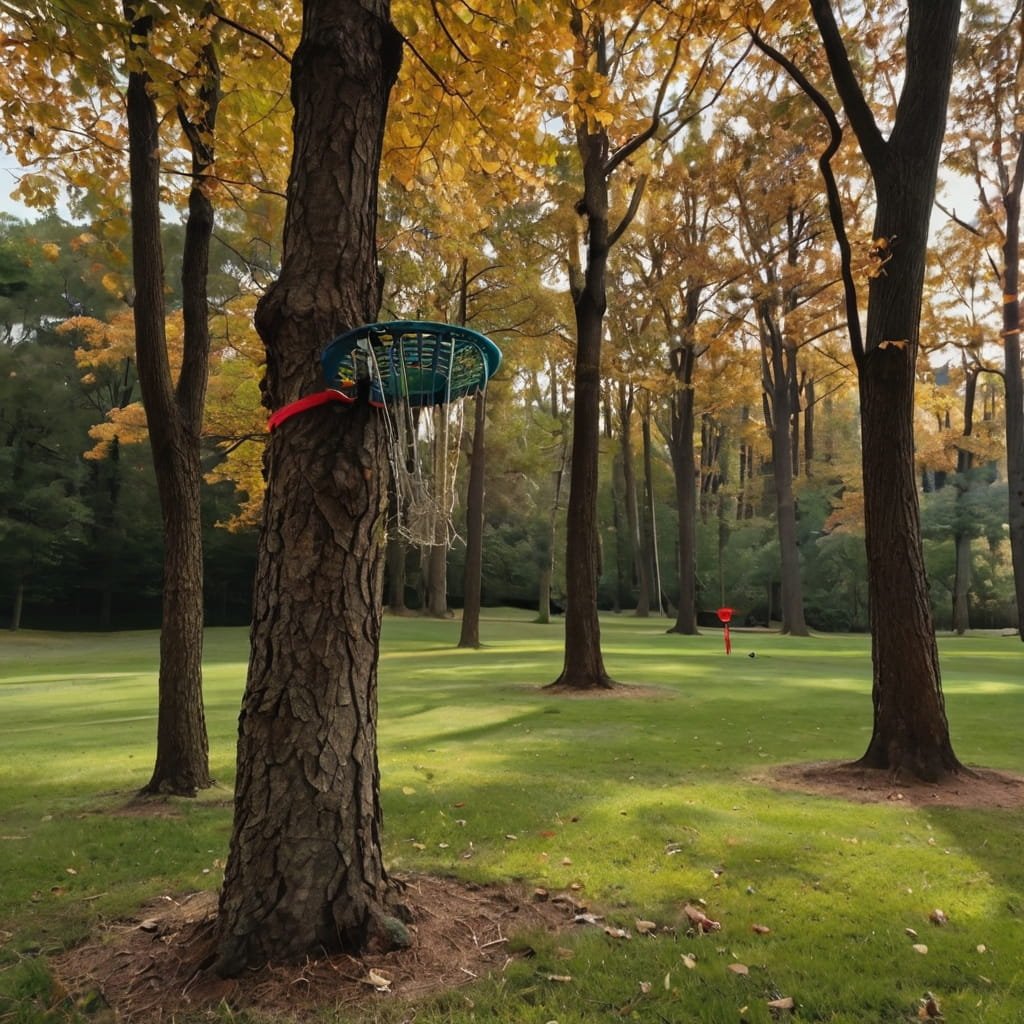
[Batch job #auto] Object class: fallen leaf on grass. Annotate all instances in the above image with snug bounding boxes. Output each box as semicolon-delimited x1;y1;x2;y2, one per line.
533;888;549;901
138;919;159;932
751;924;771;935
906;927;918;937
573;912;602;926
552;892;584;907
929;909;948;926
635;919;657;935
680;953;697;969
603;926;631;940
768;996;795;1010
727;963;749;975
683;903;721;932
976;944;987;953
912;944;929;955
638;981;651;994
546;974;573;984
366;969;392;992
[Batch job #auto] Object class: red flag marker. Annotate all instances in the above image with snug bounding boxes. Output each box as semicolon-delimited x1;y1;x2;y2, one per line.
716;607;733;655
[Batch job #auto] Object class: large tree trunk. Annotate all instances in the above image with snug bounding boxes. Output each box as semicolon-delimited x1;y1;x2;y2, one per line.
857;346;960;778
125;8;212;796
820;0;964;780
215;0;405;975
458;389;487;648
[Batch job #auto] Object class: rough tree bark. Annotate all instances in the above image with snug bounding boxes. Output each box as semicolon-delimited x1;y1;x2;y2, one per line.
125;5;214;796
215;0;406;974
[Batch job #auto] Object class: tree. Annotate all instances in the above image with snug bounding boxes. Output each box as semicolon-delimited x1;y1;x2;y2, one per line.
755;0;965;779
215;0;406;975
121;1;220;795
552;6;697;688
727;99;828;637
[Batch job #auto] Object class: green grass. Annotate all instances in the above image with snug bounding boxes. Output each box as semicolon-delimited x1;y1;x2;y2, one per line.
2;614;1023;1023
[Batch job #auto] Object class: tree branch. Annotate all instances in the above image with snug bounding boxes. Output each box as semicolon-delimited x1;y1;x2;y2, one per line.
215;12;290;63
750;29;865;366
608;173;648;248
809;0;887;173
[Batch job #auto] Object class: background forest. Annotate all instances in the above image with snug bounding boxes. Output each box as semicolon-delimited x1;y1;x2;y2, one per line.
0;0;1019;636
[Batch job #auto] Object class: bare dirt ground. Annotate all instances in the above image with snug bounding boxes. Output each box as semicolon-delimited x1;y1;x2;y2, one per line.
761;760;1024;810
51;763;1024;1021
52;875;578;1023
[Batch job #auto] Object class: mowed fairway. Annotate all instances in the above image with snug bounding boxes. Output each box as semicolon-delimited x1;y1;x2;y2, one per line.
1;613;1023;1023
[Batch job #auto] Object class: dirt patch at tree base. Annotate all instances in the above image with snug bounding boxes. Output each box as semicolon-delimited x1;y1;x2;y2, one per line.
759;761;1024;810
51;876;577;1023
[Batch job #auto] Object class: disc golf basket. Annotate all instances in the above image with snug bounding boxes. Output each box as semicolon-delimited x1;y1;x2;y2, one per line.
273;320;501;548
716;607;733;655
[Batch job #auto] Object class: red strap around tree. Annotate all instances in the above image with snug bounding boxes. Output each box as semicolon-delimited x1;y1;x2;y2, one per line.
267;389;354;431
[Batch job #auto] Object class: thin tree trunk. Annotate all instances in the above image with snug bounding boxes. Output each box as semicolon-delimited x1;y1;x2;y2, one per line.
640;402;663;615
386;510;408;613
124;6;212;796
769;354;809;636
9;579;23;631
951;369;978;635
803;375;815;477
618;381;650;615
458;389;486;648
216;0;406;974
1001;158;1024;638
668;341;698;634
550;24;615;689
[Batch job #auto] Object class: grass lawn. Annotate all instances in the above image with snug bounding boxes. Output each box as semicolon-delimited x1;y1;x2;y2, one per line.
1;612;1023;1023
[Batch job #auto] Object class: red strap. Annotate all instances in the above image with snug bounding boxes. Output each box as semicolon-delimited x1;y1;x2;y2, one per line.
268;389;354;431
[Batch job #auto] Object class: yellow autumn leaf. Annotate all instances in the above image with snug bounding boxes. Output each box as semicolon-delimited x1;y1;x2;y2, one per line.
41;242;60;261
100;272;122;296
